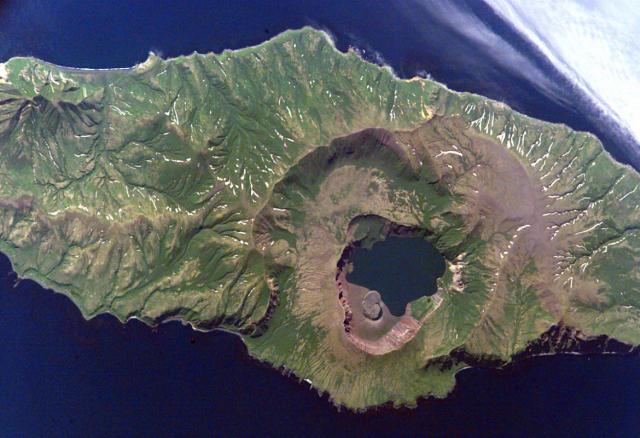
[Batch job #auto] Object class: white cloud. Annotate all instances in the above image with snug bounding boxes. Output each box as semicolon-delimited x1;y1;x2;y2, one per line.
484;0;640;144
396;0;571;105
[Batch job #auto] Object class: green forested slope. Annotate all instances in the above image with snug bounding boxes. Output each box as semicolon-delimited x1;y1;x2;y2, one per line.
1;28;639;409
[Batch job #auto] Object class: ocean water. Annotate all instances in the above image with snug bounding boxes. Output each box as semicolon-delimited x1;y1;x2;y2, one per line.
1;0;639;436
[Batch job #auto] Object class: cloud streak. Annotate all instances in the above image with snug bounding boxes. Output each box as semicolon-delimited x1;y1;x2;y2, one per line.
396;0;572;106
484;0;640;145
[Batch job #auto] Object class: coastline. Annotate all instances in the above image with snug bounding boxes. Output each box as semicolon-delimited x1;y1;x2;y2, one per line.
9;256;640;415
2;25;637;174
1;25;640;412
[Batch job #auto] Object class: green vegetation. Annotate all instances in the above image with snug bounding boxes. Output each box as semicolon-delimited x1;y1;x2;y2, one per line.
1;28;640;410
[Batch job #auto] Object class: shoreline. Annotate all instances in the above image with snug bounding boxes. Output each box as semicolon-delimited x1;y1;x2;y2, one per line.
1;25;639;412
1;25;637;174
7;255;639;413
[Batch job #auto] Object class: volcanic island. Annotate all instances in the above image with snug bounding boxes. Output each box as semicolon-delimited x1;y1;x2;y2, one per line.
1;28;640;410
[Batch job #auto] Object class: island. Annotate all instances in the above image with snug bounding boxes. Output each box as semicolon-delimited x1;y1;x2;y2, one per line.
0;27;639;410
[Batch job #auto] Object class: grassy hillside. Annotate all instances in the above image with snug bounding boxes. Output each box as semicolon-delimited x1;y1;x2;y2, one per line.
1;28;639;409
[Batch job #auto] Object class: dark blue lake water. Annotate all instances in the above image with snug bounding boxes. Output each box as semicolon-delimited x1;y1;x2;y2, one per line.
347;237;446;316
1;1;639;436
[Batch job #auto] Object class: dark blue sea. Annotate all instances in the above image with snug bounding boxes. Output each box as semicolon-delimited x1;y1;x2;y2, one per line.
1;1;639;436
